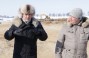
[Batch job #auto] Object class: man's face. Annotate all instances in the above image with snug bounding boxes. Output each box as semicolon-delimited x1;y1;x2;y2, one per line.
22;13;33;21
67;16;80;25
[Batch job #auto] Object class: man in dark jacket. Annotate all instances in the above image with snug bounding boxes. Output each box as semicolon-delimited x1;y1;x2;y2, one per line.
4;4;48;58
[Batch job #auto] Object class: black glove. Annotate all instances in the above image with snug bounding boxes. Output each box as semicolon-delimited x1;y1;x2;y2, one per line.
9;24;23;36
13;24;31;36
8;24;19;35
13;28;22;36
32;28;40;36
4;24;19;40
9;24;19;31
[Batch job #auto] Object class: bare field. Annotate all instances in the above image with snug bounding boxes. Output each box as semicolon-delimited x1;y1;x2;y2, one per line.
0;21;89;58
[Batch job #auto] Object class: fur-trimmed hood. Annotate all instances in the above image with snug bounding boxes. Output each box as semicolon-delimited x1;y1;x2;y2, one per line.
67;17;89;28
12;16;39;28
12;16;22;27
82;17;89;28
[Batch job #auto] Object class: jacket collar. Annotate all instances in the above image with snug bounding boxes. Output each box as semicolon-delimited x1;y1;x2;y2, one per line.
20;17;39;28
67;17;89;28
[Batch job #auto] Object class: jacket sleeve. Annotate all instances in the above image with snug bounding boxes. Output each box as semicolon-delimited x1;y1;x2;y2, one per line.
35;22;48;41
4;30;14;40
4;24;18;40
55;26;65;58
4;25;17;40
12;22;48;41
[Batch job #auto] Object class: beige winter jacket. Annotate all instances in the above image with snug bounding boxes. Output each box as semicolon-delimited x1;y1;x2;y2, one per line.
55;17;89;58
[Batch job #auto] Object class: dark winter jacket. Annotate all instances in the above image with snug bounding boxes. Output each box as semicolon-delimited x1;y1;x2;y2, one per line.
4;17;48;58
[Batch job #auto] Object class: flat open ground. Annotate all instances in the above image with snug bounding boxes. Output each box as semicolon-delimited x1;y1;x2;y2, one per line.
0;21;89;58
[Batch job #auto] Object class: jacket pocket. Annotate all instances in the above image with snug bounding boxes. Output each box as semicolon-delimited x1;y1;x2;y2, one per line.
80;29;89;41
62;49;74;58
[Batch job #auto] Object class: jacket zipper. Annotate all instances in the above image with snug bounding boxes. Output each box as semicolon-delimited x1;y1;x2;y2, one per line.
74;26;78;58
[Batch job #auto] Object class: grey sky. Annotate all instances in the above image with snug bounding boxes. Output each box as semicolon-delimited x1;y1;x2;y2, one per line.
0;0;89;16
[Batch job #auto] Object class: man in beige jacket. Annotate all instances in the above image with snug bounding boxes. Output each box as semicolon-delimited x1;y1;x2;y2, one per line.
55;8;89;58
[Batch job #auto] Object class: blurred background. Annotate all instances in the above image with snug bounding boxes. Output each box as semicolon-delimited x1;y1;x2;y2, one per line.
0;0;89;58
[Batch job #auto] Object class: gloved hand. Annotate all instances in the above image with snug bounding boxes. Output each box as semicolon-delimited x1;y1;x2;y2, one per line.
9;24;23;36
13;28;22;36
5;24;19;39
29;24;40;35
32;28;40;36
9;24;19;31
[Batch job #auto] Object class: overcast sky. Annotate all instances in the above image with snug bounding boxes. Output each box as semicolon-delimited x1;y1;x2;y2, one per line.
0;0;89;16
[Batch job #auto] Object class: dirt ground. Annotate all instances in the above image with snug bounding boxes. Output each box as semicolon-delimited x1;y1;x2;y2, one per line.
0;21;89;58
